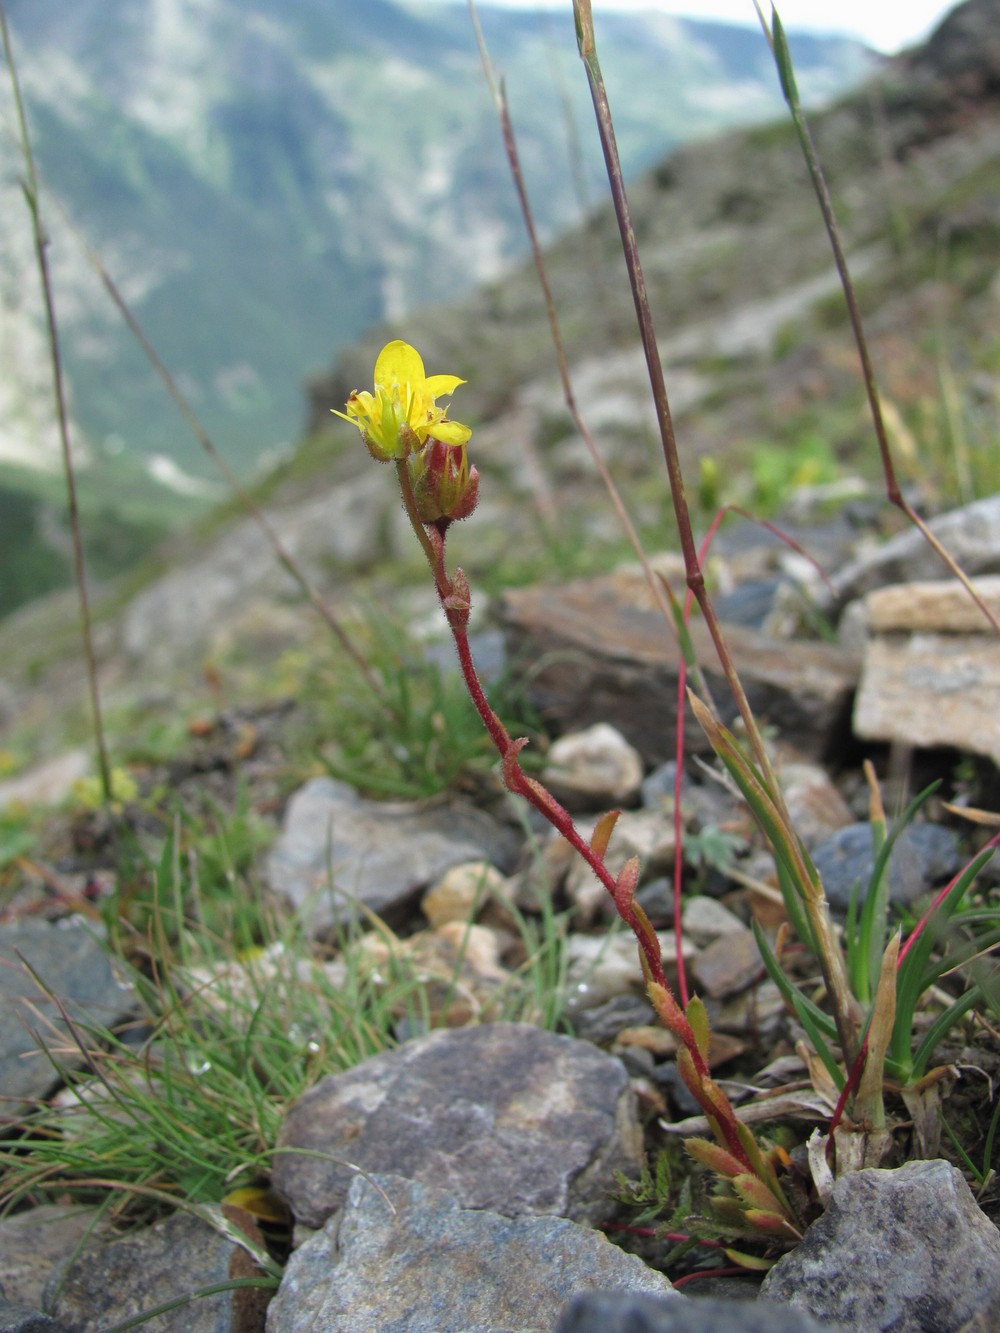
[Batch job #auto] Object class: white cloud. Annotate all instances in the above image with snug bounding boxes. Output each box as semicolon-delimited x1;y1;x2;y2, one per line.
436;0;957;53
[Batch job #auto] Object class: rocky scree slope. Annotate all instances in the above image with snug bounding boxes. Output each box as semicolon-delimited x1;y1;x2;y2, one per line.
0;0;997;757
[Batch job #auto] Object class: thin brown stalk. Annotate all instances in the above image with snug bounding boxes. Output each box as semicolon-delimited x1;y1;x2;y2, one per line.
756;3;999;633
570;0;862;1064
0;4;112;801
569;1;778;786
467;0;716;712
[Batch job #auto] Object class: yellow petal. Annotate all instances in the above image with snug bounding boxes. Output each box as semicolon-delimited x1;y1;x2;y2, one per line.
425;374;465;398
374;340;424;390
430;419;472;445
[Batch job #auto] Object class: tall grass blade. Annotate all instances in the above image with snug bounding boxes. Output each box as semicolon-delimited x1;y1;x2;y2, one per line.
0;4;112;801
756;1;1000;633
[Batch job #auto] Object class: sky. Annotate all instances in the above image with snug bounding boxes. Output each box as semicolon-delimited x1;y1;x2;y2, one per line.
459;0;959;54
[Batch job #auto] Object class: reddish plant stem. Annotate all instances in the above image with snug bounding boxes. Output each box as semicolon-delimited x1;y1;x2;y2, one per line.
395;461;752;1170
672;1267;751;1289
450;605;753;1154
604;1223;724;1250
898;830;1000;967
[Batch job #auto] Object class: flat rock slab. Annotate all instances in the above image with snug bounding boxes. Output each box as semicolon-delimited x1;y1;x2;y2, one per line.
266;777;520;934
499;573;858;764
272;1022;643;1228
854;629;1000;764
0;920;133;1121
864;576;1000;632
265;1172;678;1333
44;1211;257;1333
761;1159;1000;1332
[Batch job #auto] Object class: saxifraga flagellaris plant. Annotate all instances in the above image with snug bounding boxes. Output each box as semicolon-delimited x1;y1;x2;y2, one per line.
336;339;803;1258
564;0;1000;1187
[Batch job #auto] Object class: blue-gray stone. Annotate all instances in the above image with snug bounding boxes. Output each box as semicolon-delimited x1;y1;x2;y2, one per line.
761;1160;1000;1332
0;920;133;1120
0;1299;61;1333
266;776;520;934
266;1173;677;1333
555;1291;844;1332
810;821;962;911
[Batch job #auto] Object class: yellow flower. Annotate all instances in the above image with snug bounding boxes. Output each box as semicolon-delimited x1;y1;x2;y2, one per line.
335;340;471;462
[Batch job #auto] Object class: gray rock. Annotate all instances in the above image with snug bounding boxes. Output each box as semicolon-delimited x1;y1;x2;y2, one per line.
565;932;692;1011
0;750;90;812
265;1173;678;1333
760;1159;1000;1332
810;821;962;911
569;993;658;1046
680;897;745;947
713;577;783;629
499;573;858;765
272;1022;642;1229
542;723;644;813
44;1211;249;1332
854;630;1000;765
690;928;762;999
0;1206;106;1310
778;760;854;851
266;777;520;934
555;1291;843;1332
0;921;133;1120
640;763;679;809
0;1299;60;1333
634;877;677;925
831;495;1000;612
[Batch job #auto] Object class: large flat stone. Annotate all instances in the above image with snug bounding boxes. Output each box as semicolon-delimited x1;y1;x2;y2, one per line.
853;631;1000;763
864;576;1000;632
272;1022;642;1229
831;495;1000;610
499;572;858;764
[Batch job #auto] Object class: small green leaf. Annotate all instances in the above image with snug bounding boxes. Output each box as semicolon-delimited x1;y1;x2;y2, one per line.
733;1173;784;1214
686;994;711;1061
590;809;620;861
614;855;641;912
723;1247;777;1271
771;8;800;106
685;1137;746;1180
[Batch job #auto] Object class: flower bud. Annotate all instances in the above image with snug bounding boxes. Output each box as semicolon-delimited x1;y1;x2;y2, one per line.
410;437;480;524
